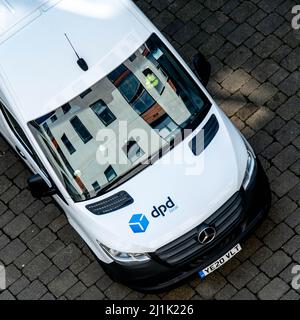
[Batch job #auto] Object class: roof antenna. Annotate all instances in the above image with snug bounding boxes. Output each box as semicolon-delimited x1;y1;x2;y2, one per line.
64;33;89;72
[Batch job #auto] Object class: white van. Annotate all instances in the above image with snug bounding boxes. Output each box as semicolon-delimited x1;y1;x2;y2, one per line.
0;0;271;292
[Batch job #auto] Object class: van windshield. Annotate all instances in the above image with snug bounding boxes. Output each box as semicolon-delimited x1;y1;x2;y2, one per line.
28;34;211;202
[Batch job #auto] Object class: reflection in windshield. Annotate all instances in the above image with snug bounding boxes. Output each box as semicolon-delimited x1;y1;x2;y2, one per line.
29;34;210;202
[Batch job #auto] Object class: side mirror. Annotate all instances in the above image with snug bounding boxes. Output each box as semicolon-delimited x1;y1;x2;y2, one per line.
28;174;57;198
193;53;211;87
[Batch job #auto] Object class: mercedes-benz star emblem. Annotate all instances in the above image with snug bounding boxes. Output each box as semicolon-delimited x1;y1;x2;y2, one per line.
198;226;216;244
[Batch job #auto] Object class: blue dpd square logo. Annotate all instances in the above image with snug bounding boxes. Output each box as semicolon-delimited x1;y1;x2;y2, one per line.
129;214;149;233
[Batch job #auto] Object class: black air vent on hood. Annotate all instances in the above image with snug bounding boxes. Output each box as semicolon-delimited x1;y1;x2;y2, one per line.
86;191;134;215
189;114;219;156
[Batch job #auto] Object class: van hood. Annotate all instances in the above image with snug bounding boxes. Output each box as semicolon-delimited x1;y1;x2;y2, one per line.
76;106;248;253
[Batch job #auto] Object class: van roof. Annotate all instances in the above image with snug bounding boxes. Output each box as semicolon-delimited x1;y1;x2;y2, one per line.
0;0;151;122
0;0;60;41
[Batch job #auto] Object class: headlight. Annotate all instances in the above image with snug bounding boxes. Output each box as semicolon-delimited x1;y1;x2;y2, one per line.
97;241;150;264
242;140;257;190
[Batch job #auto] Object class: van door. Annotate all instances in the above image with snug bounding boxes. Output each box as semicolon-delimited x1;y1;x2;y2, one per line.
0;101;50;183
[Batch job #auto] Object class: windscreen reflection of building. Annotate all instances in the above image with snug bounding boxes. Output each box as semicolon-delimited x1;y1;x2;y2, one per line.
39;44;192;198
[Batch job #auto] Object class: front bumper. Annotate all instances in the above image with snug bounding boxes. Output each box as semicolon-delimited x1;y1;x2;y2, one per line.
101;161;271;293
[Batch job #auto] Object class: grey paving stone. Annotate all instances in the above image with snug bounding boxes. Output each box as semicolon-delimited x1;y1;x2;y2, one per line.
260;251;292;278
52;244;82;271
177;0;203;22
245;32;264;50
43;240;65;259
262;142;283;161
78;261;105;287
224;46;252;70
205;0;226;12
22;254;52;281
0;239;26;265
231;288;257;300
0;176;12;195
289;184;300;205
13;250;35;270
124;291;145;300
251;59;279;82
27;229;56;255
78;285;105;300
13;170;30;189
228;261;259;289
104;282;132;300
256;13;284;36
5;264;21;288
38;265;61;285
96;275;113;292
164;285;195;300
32;204;61;229
271;171;299;198
285;208;300;229
17;280;47;300
40;293;55;300
258;278;289;300
222;70;251;93
273;146;300;172
24;200;45;218
215;284;237;300
279;263;298;284
280;290;300;300
281;47;300;72
247;273;270;294
264;223;294;251
279;71;300;97
0;234;10;250
228;23;255;46
236;236;262;262
9;276;30;295
240;80;260;98
65;281;87;300
290;160;300;177
248;83;278;106
247;8;267;26
195;273;226;299
0;290;16;300
70;255;90;275
48;215;68;233
48;270;78;298
254;35;281;59
269;67;289;86
293;249;300;265
8;190;34;214
174;21;200;46
3;214;31;239
246;107;275;131
258;0;285;13
268;196;297;224
249;130;273;154
277;96;300;121
0;210;15;229
229;1;258;23
275;120;300;146
250;246;273;266
19;224;40;244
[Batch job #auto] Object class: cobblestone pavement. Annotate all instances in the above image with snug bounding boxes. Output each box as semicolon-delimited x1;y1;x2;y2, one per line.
0;0;300;300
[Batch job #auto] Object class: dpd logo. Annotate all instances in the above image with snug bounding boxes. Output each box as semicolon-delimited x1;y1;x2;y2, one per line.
151;197;178;218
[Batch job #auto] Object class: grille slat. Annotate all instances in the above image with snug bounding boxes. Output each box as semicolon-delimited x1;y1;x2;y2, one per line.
154;191;244;266
214;198;243;229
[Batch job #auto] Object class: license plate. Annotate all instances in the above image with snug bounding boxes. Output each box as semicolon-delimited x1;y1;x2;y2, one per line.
198;244;242;279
